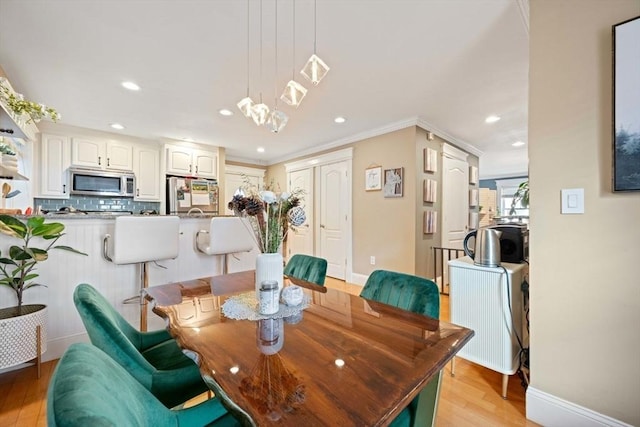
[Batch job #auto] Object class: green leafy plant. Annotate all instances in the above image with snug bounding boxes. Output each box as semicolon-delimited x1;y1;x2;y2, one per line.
0;215;86;311
509;180;529;215
0;79;60;124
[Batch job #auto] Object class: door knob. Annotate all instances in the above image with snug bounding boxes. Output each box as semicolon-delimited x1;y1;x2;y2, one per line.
320;224;325;228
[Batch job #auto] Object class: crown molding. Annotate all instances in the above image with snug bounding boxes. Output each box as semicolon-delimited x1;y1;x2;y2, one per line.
416;118;484;157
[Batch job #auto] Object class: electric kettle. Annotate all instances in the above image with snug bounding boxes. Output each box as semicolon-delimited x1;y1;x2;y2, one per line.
463;227;502;267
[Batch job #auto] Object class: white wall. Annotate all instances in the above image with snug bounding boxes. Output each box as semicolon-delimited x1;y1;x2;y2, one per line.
528;1;640;425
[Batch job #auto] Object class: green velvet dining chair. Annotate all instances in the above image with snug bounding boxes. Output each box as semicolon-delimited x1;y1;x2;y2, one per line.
360;270;441;427
283;254;328;286
73;283;209;409
47;343;239;427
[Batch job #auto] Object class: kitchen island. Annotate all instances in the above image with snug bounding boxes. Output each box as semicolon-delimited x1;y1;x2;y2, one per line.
0;215;258;367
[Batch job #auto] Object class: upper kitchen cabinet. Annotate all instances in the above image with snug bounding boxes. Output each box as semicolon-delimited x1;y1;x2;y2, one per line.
71;138;133;171
39;133;70;199
133;145;161;201
166;145;217;179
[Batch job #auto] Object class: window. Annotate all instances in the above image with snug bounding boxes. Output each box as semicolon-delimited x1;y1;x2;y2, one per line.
495;178;529;217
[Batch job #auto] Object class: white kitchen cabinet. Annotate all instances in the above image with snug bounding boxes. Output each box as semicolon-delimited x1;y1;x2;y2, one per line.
193;149;217;178
39;133;70;199
133;145;161;201
166;145;217;179
71;138;133;171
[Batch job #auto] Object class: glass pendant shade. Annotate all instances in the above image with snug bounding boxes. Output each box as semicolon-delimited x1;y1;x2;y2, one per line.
250;103;270;126
266;109;289;133
237;96;255;118
301;54;329;85
280;80;308;108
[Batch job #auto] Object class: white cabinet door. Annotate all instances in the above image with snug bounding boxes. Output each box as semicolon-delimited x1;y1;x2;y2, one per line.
71;138;104;168
133;146;160;201
166;146;194;175
106;141;133;171
40;134;71;198
193;149;217;178
71;139;133;171
166;145;218;179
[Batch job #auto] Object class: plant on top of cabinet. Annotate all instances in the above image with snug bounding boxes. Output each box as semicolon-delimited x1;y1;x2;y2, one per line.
0;78;60;124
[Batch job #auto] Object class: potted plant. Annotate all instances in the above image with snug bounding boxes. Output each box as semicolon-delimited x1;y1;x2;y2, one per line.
0;215;86;375
509;180;529;215
0;78;60;124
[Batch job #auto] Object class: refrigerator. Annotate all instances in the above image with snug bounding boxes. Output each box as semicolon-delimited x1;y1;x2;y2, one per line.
166;176;219;215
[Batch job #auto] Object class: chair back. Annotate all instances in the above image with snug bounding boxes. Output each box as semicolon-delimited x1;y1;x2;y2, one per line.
360;270;441;427
47;343;232;427
283;254;328;285
360;270;439;318
47;343;175;427
73;284;155;385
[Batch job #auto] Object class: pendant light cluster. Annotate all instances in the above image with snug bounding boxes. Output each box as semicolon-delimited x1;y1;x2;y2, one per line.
237;0;330;133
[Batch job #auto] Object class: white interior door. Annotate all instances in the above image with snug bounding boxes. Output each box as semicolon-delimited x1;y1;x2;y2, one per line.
319;161;348;280
224;166;264;215
442;145;470;250
287;168;314;258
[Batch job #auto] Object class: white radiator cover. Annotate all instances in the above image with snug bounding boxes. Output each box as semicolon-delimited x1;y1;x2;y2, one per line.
448;257;528;375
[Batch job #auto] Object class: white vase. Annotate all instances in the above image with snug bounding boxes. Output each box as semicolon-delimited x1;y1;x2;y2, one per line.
255;252;284;298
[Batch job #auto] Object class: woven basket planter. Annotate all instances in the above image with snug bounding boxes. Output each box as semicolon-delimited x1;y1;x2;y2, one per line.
0;304;47;372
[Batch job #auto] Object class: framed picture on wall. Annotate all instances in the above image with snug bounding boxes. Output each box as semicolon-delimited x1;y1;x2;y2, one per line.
424;148;437;173
365;166;382;191
469;212;479;229
423;211;437;234
423;179;437;203
469;189;479;207
469;166;479;185
384;167;404;197
613;15;640;192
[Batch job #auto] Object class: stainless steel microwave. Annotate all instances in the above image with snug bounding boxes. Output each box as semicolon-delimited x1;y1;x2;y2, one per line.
70;168;135;197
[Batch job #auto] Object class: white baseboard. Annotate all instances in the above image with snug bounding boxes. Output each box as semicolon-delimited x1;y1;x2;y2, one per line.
350;273;369;286
527;386;633;427
0;333;89;375
43;332;90;362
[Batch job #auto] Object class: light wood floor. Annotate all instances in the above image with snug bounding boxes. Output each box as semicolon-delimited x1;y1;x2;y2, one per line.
0;278;539;426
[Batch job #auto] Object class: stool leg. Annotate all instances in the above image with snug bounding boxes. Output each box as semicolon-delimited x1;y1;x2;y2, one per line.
140;262;148;332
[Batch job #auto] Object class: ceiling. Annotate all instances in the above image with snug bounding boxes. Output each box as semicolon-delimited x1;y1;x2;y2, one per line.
0;0;529;179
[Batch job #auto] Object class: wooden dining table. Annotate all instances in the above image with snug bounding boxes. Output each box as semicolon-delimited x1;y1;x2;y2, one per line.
145;270;474;426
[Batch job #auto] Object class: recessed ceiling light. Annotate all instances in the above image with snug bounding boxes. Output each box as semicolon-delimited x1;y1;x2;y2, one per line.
485;115;501;123
121;81;140;91
334;116;346;124
219;109;233;116
110;123;125;130
257;147;265;153
512;141;526;147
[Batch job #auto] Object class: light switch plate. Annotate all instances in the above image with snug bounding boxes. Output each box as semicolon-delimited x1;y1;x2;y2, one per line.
561;188;584;214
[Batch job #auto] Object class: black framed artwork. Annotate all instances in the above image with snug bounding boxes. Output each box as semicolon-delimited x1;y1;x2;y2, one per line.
613;15;640;192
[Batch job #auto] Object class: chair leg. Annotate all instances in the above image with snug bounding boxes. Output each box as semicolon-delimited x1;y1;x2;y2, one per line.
450;356;456;377
414;370;442;427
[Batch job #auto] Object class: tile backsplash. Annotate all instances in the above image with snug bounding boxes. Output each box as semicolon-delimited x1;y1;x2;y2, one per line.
35;196;161;213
